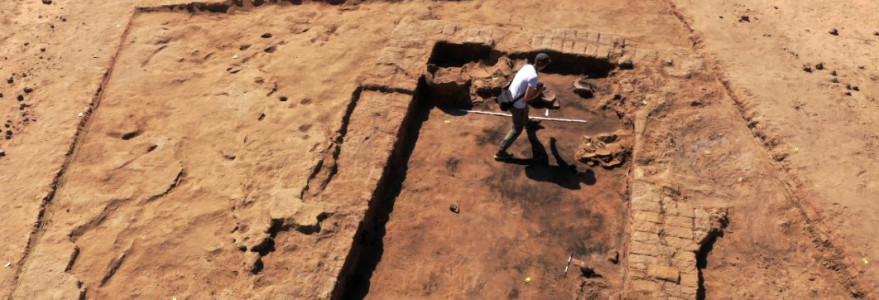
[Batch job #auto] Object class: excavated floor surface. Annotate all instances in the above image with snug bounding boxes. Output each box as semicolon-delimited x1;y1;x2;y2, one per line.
2;0;879;299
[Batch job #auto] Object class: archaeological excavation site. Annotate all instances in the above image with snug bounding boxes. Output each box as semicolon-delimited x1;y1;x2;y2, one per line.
2;0;879;299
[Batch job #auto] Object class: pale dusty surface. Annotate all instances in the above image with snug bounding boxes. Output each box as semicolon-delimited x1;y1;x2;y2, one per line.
1;0;878;299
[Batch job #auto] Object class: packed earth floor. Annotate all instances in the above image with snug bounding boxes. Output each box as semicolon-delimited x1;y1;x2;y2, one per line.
1;0;879;299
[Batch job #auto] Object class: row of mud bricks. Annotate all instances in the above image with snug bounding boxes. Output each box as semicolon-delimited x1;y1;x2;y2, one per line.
360;19;628;92
623;112;729;299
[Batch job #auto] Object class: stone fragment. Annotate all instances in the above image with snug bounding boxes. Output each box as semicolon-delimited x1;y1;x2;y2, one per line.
648;265;680;283
16;94;23;101
815;63;824;70
261;33;272;38
802;64;812;72
740;15;750;22
831;70;837;76
829;28;839;35
576;129;634;168
852;86;860;91
42;0;52;4
0;149;5;157
831;77;839;83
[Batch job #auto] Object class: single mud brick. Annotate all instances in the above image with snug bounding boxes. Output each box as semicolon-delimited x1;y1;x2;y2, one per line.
648;265;680;283
829;28;839;35
815;63;824;70
261;33;272;38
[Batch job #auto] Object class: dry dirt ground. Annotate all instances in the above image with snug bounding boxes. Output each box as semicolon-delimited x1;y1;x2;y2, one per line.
1;0;878;299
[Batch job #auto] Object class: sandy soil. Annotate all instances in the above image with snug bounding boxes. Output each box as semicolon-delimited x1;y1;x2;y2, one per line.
1;0;877;299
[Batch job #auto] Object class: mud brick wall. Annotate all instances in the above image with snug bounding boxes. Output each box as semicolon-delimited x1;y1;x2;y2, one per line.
622;109;728;299
361;19;628;92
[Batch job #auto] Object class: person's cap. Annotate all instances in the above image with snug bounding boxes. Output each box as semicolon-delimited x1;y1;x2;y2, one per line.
536;53;551;66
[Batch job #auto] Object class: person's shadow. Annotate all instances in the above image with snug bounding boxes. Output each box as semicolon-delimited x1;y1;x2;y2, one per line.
503;126;596;189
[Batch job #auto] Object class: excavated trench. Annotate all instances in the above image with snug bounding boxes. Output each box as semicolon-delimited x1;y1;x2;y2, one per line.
338;42;634;299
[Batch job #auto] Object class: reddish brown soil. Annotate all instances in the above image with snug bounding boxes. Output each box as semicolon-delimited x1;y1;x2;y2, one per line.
1;0;878;299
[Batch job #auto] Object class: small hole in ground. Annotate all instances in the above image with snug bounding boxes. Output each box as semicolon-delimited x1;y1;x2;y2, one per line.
121;130;143;140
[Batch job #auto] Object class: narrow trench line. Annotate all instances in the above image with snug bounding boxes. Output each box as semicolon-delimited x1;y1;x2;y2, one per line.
660;0;875;297
9;8;139;298
331;79;429;300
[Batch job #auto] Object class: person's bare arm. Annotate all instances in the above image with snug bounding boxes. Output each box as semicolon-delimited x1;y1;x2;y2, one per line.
523;84;545;102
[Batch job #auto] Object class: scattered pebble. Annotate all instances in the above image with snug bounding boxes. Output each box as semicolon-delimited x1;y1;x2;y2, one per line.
815;63;824;70
41;0;51;4
260;33;272;38
740;15;750;22
829;28;839;35
874;30;879;36
831;77;839;83
846;84;852;90
6;77;12;84
853;86;860;91
449;204;460;214
16;94;23;101
0;92;3;98
23;87;32;93
845;92;852;96
0;149;5;157
831;70;837;76
802;64;812;72
279;96;288;102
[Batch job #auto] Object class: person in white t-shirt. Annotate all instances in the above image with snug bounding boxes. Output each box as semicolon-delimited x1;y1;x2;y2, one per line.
495;53;551;160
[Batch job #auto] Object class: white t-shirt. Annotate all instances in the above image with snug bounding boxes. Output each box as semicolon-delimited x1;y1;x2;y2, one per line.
508;64;539;109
